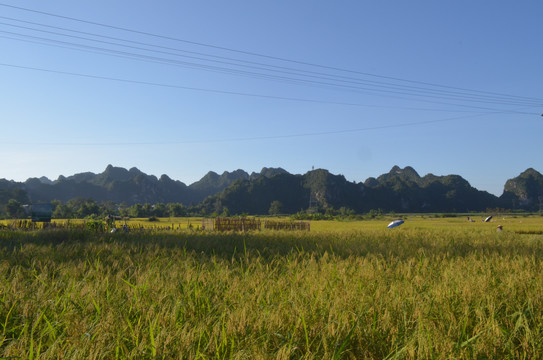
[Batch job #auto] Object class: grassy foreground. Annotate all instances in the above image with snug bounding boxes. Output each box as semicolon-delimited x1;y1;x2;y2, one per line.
1;225;543;359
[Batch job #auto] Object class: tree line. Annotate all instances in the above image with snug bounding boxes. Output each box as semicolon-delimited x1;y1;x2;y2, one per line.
1;197;366;220
1;198;205;220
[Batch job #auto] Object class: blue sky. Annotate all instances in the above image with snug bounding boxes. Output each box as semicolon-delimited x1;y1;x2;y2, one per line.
1;1;541;196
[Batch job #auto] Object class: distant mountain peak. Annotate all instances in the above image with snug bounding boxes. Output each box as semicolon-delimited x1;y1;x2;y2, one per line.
38;176;53;185
375;165;421;185
364;177;379;187
200;171;220;181
159;174;172;182
519;168;542;178
188;169;249;195
501;168;543;210
103;164;128;176
128;167;143;175
93;165;134;185
250;167;288;180
389;165;420;178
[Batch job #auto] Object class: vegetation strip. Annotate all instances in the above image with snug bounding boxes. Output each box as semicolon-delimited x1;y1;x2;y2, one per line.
0;224;542;358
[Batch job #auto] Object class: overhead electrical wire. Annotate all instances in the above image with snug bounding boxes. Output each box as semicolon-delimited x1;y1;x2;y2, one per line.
0;20;539;108
0;61;538;117
0;16;538;107
0;2;541;149
1;112;509;147
0;3;541;108
1;2;540;106
0;26;540;111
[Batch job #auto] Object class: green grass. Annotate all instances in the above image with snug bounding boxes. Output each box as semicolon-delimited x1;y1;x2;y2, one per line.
1;221;543;358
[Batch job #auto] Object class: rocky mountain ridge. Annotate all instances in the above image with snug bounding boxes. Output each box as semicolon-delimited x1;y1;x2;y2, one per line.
1;165;542;213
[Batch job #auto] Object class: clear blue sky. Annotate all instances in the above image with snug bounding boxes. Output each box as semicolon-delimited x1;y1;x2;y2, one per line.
1;1;541;196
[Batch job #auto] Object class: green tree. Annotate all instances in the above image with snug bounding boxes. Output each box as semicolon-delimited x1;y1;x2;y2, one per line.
50;199;61;212
79;200;100;218
153;203;167;217
167;203;187;217
101;201;118;216
339;207;355;217
221;206;230;217
52;203;73;219
118;202;130;218
141;203;153;217
6;199;25;219
129;204;143;218
268;200;283;216
213;199;223;214
66;198;100;218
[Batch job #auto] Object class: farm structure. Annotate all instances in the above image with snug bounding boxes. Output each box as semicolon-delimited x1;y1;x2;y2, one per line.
29;203;53;222
202;217;310;232
263;219;311;231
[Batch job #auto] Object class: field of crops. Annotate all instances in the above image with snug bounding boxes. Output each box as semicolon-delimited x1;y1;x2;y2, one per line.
1;216;543;359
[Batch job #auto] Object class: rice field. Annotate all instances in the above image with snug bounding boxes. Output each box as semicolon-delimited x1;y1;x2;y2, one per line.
1;216;543;359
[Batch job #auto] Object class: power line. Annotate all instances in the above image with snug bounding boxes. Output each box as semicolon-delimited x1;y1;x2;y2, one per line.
1;61;539;116
0;112;507;147
3;23;540;108
1;2;541;105
1;16;540;107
